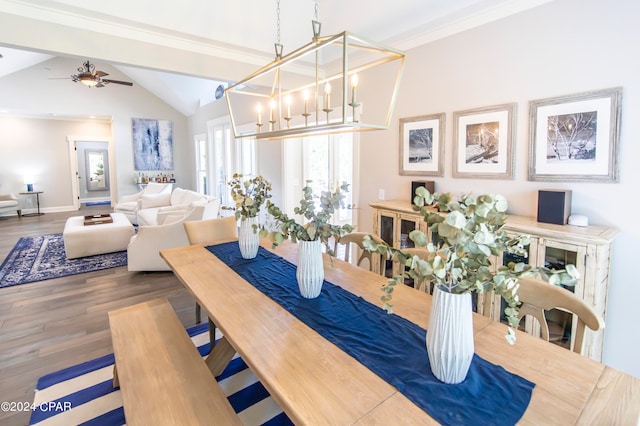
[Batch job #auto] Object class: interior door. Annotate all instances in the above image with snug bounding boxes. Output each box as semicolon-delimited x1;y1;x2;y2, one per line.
68;137;112;209
76;140;111;204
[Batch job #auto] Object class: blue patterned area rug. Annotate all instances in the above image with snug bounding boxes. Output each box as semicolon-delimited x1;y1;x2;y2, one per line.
29;323;291;426
0;233;127;288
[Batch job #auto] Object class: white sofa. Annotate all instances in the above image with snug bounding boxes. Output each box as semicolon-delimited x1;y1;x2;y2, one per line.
127;198;221;271
113;182;173;225
0;194;21;217
136;187;216;226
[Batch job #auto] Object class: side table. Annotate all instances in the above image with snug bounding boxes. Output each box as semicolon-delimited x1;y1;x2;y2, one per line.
19;191;44;216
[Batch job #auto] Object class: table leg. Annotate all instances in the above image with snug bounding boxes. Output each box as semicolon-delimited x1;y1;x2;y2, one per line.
113;365;120;388
208;317;216;348
20;192;45;216
205;336;236;377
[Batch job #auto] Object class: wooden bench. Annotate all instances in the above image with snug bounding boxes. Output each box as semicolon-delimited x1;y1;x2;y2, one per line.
108;298;241;425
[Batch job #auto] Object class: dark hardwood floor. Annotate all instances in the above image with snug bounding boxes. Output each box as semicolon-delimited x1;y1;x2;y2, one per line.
0;207;198;426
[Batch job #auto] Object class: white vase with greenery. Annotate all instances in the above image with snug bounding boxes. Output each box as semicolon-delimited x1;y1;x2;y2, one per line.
262;182;354;298
238;216;260;259
223;173;272;259
296;239;324;298
364;187;579;383
427;286;474;383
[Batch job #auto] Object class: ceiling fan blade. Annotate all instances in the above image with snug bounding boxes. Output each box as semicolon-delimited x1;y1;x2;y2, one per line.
95;83;106;88
95;71;108;77
102;79;133;86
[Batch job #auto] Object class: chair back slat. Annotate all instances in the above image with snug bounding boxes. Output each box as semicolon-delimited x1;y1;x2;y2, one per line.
516;277;604;355
335;232;385;275
184;216;238;245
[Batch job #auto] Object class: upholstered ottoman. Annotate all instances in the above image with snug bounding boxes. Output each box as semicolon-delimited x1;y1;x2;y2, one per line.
63;213;135;259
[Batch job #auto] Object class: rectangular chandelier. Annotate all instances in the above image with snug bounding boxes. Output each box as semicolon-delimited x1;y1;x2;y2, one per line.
225;31;405;140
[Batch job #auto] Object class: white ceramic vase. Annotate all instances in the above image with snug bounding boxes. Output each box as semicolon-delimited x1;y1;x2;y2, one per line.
238;216;259;259
426;285;474;384
296;239;324;298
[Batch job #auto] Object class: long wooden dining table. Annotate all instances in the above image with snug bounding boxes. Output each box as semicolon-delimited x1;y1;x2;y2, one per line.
160;238;639;425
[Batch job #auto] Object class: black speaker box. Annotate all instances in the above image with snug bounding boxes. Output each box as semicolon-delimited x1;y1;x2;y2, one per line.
411;181;435;204
537;190;572;225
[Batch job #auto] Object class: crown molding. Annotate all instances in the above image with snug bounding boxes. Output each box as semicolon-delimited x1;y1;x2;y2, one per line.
391;0;554;52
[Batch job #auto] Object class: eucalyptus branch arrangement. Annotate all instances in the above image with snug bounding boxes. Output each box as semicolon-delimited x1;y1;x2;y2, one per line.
222;173;272;220
363;187;579;342
261;181;354;255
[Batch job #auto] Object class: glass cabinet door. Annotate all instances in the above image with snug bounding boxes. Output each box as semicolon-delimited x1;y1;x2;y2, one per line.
395;214;425;279
377;212;395;278
485;236;537;322
533;239;586;351
398;215;418;249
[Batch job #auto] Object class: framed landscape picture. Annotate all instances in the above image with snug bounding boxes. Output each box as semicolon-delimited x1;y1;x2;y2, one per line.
452;103;516;179
132;118;174;171
399;113;445;176
528;87;622;182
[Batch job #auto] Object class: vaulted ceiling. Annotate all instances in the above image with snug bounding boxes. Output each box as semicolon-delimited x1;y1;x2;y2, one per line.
0;0;552;116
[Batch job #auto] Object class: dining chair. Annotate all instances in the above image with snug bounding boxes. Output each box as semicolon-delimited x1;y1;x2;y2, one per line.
516;277;604;355
183;216;238;324
334;232;386;275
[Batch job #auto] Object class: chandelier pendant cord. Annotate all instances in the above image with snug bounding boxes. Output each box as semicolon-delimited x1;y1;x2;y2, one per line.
274;0;283;59
314;0;320;124
271;0;284;130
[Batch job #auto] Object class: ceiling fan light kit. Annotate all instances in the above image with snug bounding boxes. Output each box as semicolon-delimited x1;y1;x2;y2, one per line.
79;75;99;87
70;60;133;88
225;0;405;140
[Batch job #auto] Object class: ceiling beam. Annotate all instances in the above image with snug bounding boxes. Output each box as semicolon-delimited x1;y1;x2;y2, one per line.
0;11;267;82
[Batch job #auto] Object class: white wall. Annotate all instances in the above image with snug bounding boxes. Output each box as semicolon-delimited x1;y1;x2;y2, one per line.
0;57;192;211
357;0;640;377
0;117;111;211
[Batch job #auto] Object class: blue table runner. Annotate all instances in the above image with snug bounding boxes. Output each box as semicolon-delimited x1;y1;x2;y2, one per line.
207;242;534;426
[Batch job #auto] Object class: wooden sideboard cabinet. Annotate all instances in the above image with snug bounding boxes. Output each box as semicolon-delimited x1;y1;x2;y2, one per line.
370;200;618;362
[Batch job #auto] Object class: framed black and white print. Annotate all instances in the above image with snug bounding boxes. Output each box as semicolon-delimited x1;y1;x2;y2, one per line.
399;113;445;176
528;87;622;182
452;103;516;179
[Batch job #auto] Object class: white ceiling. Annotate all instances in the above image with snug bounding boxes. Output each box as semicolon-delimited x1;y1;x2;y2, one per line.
0;0;552;116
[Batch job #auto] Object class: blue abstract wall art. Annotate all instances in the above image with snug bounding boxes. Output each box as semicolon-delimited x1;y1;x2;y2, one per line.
132;118;174;170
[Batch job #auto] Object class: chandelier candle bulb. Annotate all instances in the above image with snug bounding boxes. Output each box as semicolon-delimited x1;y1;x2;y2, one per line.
269;100;275;122
257;104;262;126
351;73;359;105
285;95;292;119
302;89;311;126
324;82;331;110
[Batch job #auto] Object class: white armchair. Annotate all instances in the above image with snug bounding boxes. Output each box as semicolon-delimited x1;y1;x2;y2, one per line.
126;201;220;271
114;182;173;225
0;194;21;217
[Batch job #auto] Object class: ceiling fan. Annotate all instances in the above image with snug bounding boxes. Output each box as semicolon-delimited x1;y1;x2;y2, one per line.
68;60;133;88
